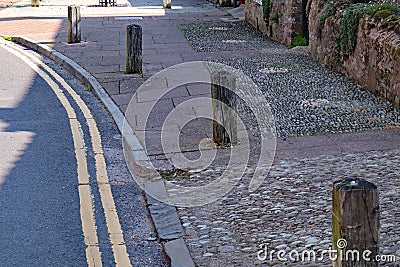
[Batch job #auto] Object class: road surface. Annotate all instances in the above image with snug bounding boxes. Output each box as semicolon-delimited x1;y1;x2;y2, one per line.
0;39;167;266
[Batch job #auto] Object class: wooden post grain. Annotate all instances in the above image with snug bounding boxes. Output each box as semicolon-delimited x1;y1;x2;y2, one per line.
126;24;142;75
211;71;237;145
162;0;171;8
68;6;81;43
332;179;379;267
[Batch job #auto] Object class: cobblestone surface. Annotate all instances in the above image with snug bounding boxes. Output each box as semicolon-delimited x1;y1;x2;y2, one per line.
179;21;400;138
216;54;400;138
174;149;400;266
171;20;400;266
178;21;285;52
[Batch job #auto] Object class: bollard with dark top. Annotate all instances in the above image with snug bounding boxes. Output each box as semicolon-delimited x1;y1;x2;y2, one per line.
332;178;379;267
126;24;142;75
162;0;171;8
68;6;81;43
99;0;115;6
211;70;237;145
31;0;39;7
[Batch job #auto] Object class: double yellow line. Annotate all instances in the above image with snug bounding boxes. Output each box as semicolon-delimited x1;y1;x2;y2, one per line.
1;40;131;267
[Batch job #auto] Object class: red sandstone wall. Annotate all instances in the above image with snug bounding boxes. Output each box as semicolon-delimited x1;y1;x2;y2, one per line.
308;0;400;105
245;0;303;46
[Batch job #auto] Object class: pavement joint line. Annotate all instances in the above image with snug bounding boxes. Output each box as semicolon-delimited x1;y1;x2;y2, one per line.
4;33;197;267
0;40;103;266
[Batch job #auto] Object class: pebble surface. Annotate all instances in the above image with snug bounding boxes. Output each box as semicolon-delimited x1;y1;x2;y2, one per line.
179;21;400;138
175;150;400;266
178;21;285;52
166;21;400;266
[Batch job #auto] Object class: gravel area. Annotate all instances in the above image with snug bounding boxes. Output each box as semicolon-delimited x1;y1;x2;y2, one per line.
174;149;400;266
179;21;400;138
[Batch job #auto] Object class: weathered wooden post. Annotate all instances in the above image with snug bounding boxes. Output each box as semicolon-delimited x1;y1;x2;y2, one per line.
31;0;39;7
162;0;171;8
126;24;142;75
332;178;379;267
68;6;81;43
211;70;237;145
218;0;232;7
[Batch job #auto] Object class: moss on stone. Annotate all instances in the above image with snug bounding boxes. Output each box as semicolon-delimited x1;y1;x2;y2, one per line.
262;0;272;26
378;15;400;32
320;5;334;29
373;9;393;20
271;12;279;23
367;2;398;17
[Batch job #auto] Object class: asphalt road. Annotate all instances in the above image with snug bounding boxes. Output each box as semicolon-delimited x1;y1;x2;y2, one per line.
0;41;167;266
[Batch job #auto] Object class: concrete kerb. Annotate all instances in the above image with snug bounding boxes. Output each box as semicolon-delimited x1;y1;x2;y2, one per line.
3;34;194;267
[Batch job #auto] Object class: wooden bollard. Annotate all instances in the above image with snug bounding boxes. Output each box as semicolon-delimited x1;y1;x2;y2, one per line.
31;0;39;7
218;0;232;7
162;0;171;8
211;71;237;145
126;24;142;75
68;6;81;43
332;179;379;267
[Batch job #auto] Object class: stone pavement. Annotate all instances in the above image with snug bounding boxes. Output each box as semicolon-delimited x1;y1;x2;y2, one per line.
1;0;400;266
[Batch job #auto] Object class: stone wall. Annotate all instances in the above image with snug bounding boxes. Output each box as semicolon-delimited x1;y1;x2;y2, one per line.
245;0;267;34
245;0;303;46
308;0;400;106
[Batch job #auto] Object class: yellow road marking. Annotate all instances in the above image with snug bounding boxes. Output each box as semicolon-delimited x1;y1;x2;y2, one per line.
98;183;132;266
1;43;103;267
87;119;104;155
94;154;108;184
79;185;102;263
70;118;90;185
36;53;132;267
1;41;131;266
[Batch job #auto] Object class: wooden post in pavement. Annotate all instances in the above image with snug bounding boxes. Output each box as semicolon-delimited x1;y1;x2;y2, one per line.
126;24;142;75
68;6;81;43
211;70;237;146
162;0;171;8
31;0;39;7
332;178;379;267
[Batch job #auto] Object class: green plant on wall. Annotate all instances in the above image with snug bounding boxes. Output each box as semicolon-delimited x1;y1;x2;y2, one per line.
335;1;398;61
366;2;398;16
288;33;308;48
262;0;272;26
